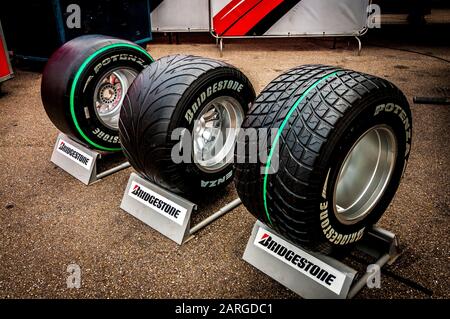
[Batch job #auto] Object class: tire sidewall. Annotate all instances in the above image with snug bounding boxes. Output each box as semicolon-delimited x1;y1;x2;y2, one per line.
170;70;254;190
71;48;151;150
317;93;412;246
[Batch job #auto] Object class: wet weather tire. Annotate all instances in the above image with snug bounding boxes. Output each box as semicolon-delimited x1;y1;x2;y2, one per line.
234;65;412;251
119;55;255;194
41;35;153;152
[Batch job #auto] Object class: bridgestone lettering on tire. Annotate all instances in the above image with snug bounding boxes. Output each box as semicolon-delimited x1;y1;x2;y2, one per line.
41;35;153;151
120;55;255;194
234;65;412;251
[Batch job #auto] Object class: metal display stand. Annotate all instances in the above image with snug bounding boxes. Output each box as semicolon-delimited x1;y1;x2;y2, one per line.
120;172;242;245
214;34;363;57
243;220;400;299
50;132;131;185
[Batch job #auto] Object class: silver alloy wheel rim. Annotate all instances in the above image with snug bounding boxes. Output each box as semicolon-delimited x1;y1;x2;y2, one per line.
333;125;397;225
93;68;138;130
193;96;244;173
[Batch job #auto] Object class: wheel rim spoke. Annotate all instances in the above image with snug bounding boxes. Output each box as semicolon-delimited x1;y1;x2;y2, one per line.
93;68;138;130
192;96;244;173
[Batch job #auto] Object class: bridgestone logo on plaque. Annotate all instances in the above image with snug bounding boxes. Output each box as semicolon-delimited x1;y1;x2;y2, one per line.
57;139;93;170
254;227;346;295
129;181;188;225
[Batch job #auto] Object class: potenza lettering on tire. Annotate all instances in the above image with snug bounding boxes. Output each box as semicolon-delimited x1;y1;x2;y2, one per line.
374;103;412;157
93;54;147;75
201;171;233;188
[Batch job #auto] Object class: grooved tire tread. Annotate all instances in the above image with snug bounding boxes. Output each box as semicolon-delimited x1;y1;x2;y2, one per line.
120;54;255;194
235;64;410;250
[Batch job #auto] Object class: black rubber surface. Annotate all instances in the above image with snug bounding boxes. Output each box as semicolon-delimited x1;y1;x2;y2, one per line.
120;55;255;194
235;65;412;251
41;34;152;151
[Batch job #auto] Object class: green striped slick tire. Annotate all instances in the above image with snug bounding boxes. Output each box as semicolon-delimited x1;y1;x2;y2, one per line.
41;35;153;152
234;65;412;251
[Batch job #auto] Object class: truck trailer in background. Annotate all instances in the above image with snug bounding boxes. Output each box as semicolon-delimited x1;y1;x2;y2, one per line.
0;20;13;87
151;0;371;37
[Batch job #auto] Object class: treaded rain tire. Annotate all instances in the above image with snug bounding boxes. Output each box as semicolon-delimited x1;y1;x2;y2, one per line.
234;65;412;251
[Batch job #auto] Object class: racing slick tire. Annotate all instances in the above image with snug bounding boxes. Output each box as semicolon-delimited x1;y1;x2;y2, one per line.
41;34;153;152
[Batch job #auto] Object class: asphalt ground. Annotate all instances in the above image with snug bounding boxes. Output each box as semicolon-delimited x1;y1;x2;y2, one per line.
0;31;449;299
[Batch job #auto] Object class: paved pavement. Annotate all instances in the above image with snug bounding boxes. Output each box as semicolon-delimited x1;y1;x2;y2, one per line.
0;35;448;298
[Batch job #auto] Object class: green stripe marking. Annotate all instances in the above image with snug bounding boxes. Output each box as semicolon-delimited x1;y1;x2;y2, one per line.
262;71;338;225
70;43;153;151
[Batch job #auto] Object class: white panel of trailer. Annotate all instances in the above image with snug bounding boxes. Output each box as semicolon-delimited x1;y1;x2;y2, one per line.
151;0;211;32
266;0;370;36
151;0;369;36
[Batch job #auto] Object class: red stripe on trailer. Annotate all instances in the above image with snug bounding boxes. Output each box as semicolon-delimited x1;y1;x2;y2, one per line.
213;0;263;36
223;0;284;37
